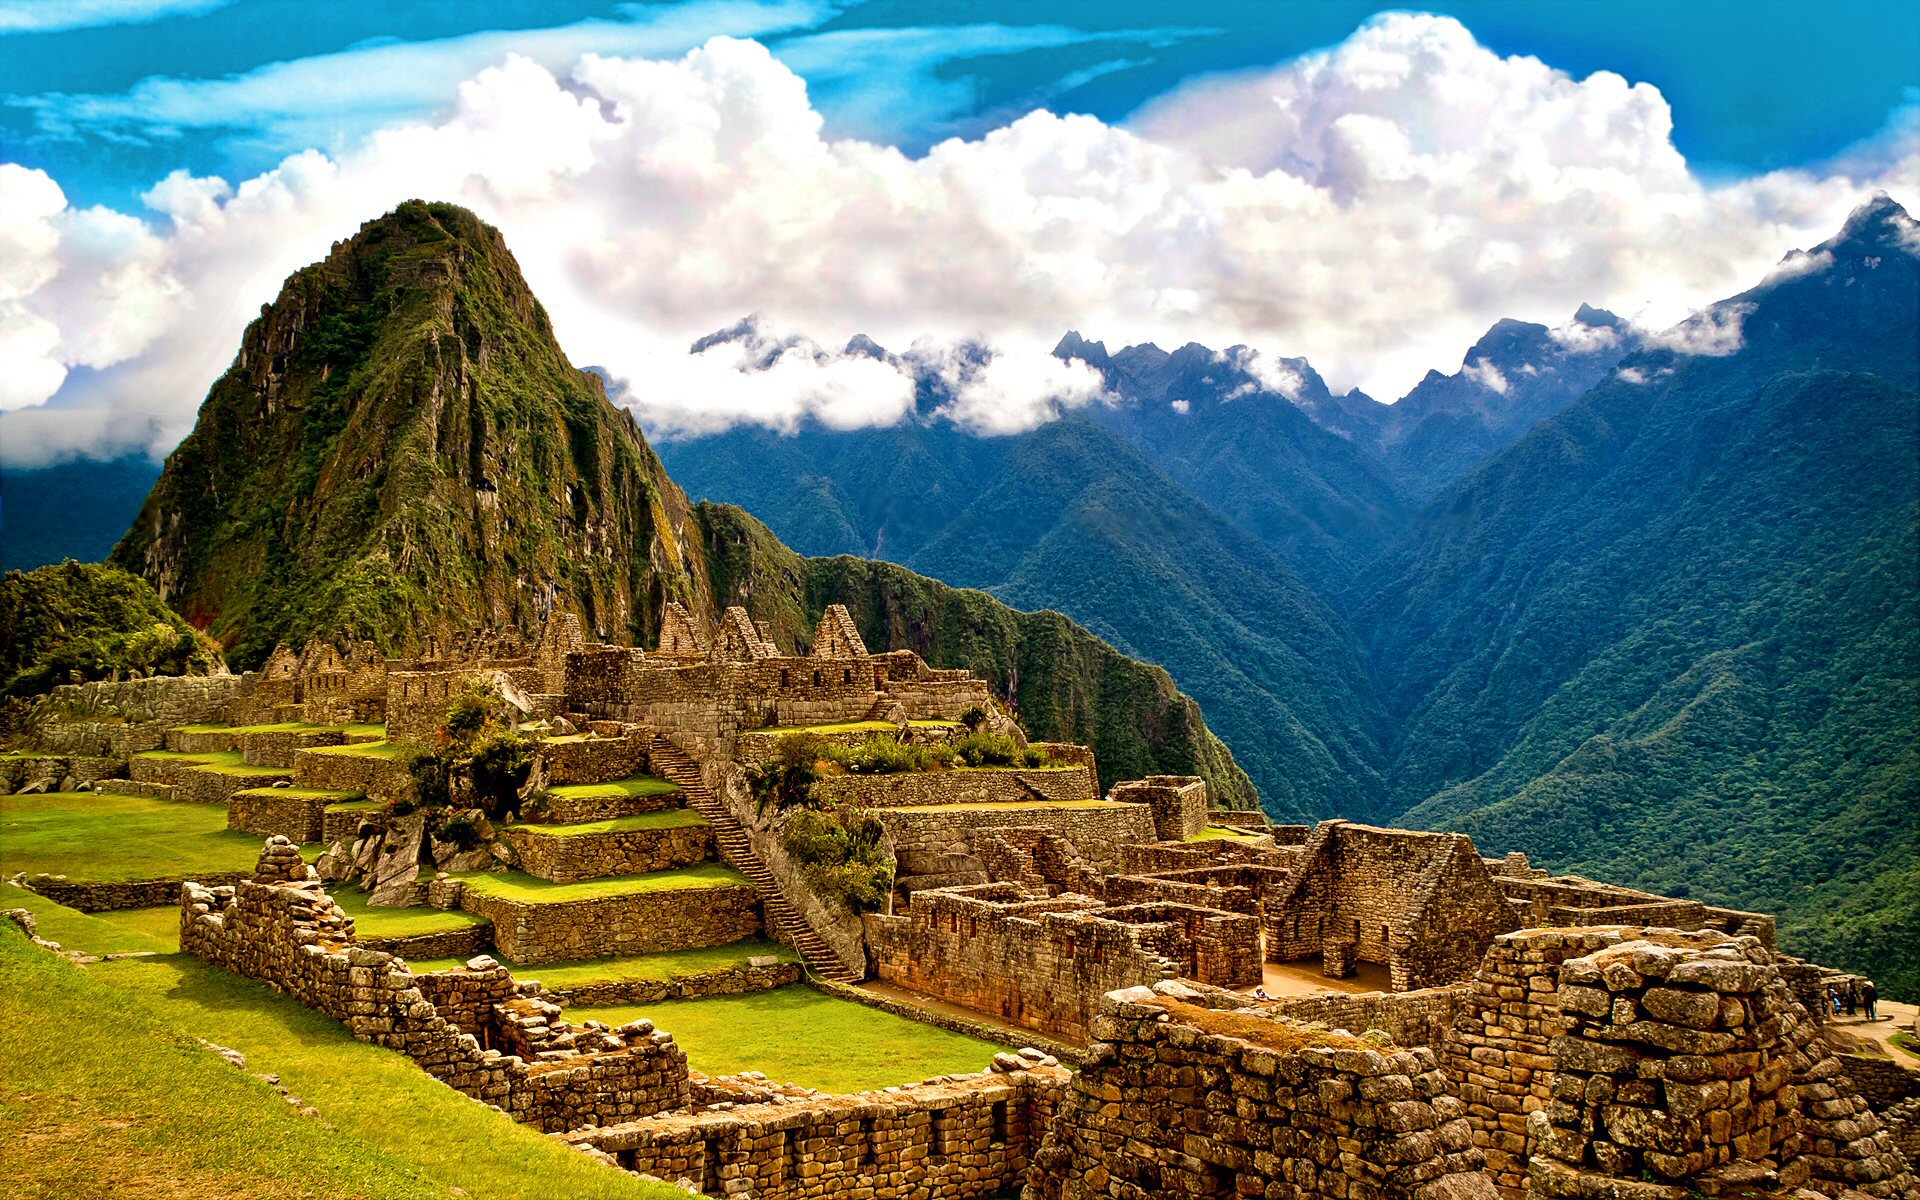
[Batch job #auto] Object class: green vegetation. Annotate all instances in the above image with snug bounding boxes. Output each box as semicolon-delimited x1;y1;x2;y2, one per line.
1192;825;1262;842
571;984;999;1092
232;786;361;802
514;809;705;837
0;792;310;882
749;730;1060;811
325;887;490;939
396;682;533;823
404;937;796;984
542;775;680;801
307;740;408;759
0;922;478;1200
1;884;173;955
1890;1032;1919;1061
74;946;680;1198
0;560;223;697
783;806;891;911
135;748;244;766
454;862;750;903
697;501;1260;811
751;719;956;734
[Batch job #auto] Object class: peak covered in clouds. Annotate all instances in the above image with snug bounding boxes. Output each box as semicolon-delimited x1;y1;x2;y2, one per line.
2;16;1916;467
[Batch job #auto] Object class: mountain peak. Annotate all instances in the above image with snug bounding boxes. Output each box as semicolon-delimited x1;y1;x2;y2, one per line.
1829;193;1918;257
1573;303;1622;328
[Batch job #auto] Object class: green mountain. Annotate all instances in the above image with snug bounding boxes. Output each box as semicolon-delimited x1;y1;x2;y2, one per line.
103;201;1255;807
1364;197;1920;992
0;561;223;697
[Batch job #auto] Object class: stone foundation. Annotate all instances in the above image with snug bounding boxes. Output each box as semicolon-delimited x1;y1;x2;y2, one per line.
227;787;361;843
813;765;1097;810
539;960;802;1006
875;803;1156;875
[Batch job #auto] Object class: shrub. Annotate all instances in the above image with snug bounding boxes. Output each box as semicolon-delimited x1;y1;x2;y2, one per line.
751;732;830;812
436;811;486;851
784;806;892;912
840;737;941;775
958;705;988;731
952;731;1022;767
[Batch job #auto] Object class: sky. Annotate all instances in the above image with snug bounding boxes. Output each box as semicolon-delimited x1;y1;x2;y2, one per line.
1;0;1916;464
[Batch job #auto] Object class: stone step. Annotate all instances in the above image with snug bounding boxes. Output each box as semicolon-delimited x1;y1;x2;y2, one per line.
649;737;860;983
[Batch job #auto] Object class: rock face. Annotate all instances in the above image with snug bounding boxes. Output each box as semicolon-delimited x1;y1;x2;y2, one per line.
113;200;715;668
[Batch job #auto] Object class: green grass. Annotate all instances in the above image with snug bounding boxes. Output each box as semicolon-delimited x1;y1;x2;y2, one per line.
0;922;503;1200
135;748;244;765
514;810;705;837
193;763;294;778
404;937;797;984
325;887;490;939
64;944;682;1198
0;792;313;882
303;740;408;760
1191;825;1262;842
328;799;384;813
1891;1031;1920;1061
343;724;386;738
885;798;1128;813
572;984;1001;1092
543;775;680;800
172;722;319;734
232;787;361;801
1;884;173;955
455;863;750;904
750;719;958;734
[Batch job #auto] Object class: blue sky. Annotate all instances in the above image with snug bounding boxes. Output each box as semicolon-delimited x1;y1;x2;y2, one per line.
1;0;1916;465
5;0;1915;210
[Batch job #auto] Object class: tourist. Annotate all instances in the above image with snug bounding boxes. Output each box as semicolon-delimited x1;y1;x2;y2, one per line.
1845;982;1859;1017
1829;986;1843;1016
1253;985;1271;1001
1863;979;1878;1020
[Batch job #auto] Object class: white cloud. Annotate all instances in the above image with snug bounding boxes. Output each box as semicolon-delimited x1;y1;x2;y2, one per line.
916;342;1110;434
1169;398;1191;414
1461;359;1509;394
3;14;1918;465
1223;348;1308;400
0;0;231;34
1646;301;1756;357
1616;366;1650;385
1759;247;1834;285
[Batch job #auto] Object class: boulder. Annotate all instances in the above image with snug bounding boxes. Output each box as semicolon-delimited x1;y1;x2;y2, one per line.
366;813;428;906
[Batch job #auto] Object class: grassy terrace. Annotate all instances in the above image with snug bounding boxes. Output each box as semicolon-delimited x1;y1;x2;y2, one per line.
232;786;361;802
1192;825;1264;842
573;984;1001;1093
0;792;317;881
0;905;678;1199
885;798;1130;813
454;863;750;903
135;748;245;765
515;809;705;837
542;775;680;801
750;719;958;735
302;740;408;759
172;721;387;738
405;937;797;984
326;887;491;940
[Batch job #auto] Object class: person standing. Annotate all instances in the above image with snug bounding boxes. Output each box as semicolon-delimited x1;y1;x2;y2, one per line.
1863;979;1878;1020
1844;982;1858;1016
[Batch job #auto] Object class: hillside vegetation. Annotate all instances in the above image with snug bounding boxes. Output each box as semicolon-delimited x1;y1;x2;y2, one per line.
0;561;222;697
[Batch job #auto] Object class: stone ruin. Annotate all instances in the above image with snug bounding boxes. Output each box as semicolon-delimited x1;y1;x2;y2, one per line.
5;598;1914;1199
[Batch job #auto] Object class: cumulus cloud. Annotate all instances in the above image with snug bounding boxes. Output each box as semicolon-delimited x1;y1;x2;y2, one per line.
1461;359;1509;394
3;14;1918;464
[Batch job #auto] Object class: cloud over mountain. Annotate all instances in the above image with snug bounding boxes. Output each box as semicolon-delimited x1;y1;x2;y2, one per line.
2;13;1916;464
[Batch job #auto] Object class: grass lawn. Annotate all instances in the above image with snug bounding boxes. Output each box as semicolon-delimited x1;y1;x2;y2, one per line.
45;941;682;1198
233;787;361;801
172;722;318;734
455;863;750;903
751;719;958;734
193;762;294;778
572;984;1000;1092
0;923;472;1200
515;809;705;837
304;740;409;760
326;887;490;939
405;937;797;984
1892;1031;1920;1060
1;884;174;955
135;748;246;766
0;792;313;881
544;775;680;800
1191;825;1263;842
886;799;1129;813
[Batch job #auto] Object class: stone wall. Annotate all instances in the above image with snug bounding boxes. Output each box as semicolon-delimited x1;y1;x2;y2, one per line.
1527;930;1915;1200
539;733;651;786
292;747;410;799
453;879;762;963
812;764;1098;810
875;803;1156;876
0;753;122;791
500;822;714;885
227;787;349;843
864;883;1259;1043
1834;1052;1920;1112
174;765;290;806
27;871;248;911
1026;980;1499;1200
1108;775;1208;841
361;923;494;960
180;841;690;1132
562;1057;1069;1199
1274;985;1472;1054
540;960;802;1007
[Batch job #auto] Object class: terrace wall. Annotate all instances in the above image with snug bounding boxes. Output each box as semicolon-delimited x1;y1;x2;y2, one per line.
454;880;762;963
500;822;714;884
875;803;1155;876
811;764;1097;810
562;1059;1070;1199
179;841;690;1132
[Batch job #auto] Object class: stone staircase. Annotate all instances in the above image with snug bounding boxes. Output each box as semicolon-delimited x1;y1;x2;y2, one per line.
647;736;860;983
